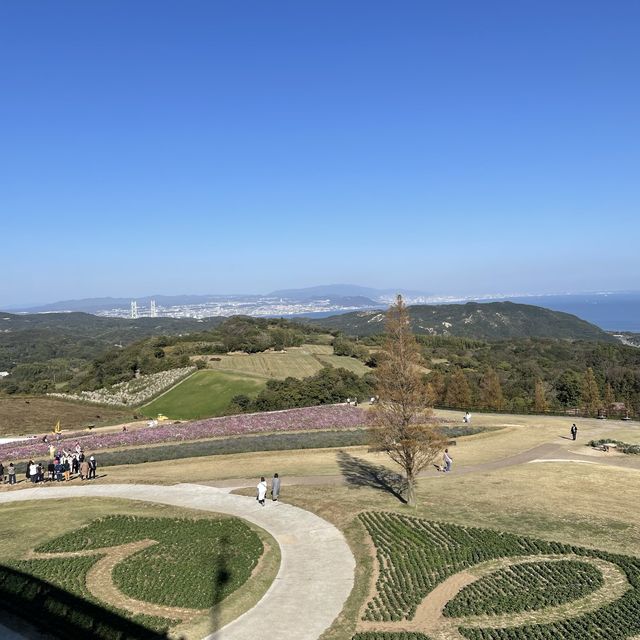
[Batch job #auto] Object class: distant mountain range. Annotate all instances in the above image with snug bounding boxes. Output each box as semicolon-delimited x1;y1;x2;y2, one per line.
0;300;621;374
312;301;617;342
5;284;423;314
5;286;640;332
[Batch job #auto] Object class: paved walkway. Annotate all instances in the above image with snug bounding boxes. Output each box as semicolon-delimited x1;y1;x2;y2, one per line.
0;483;355;640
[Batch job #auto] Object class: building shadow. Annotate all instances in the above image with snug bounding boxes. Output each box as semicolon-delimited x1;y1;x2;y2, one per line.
209;535;232;637
0;564;170;639
336;451;407;503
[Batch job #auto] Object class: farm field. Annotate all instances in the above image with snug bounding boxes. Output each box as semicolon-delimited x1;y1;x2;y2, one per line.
0;396;133;436
140;369;267;420
202;344;370;379
0;498;279;640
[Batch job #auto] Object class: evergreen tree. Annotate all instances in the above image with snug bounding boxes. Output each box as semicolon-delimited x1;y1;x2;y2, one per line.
369;295;447;506
534;379;548;413
603;382;615;413
480;367;504;410
445;368;472;408
427;370;446;405
581;367;601;416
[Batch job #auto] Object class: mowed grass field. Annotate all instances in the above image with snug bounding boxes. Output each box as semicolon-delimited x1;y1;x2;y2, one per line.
0;396;133;437
140;370;267;420
201;344;370;379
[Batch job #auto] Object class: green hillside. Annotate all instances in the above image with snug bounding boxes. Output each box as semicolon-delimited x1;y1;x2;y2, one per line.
0;311;225;371
313;301;615;342
141;370;266;420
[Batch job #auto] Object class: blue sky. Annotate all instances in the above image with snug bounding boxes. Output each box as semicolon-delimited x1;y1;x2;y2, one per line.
2;1;639;306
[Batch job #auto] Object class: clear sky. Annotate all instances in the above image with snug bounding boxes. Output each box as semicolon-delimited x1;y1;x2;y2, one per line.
2;0;639;306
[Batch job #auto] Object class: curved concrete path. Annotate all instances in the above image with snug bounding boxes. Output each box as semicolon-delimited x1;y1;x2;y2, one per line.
0;483;355;640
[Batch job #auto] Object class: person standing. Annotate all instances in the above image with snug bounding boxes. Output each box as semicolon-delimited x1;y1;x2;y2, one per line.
271;473;281;502
8;463;16;485
256;477;267;506
88;456;97;480
443;449;453;473
571;423;578;441
80;458;89;480
0;461;4;484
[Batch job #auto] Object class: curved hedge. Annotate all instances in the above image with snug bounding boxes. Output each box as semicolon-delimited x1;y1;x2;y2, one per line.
444;560;603;617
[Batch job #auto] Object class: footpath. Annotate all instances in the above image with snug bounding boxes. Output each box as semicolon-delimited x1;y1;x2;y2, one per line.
0;483;355;640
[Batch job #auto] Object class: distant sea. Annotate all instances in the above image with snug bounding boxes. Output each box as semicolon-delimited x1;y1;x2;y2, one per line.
506;292;640;333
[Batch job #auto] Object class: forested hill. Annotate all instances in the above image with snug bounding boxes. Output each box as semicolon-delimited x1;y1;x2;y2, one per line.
0;311;225;369
313;301;616;342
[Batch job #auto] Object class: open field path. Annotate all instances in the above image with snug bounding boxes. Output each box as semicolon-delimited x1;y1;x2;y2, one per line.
196;438;640;491
0;483;355;640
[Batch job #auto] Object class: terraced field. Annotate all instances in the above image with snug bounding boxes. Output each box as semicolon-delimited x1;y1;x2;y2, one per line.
202;344;370;379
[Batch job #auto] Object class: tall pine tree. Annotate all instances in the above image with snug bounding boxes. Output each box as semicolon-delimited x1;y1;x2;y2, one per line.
369;295;447;506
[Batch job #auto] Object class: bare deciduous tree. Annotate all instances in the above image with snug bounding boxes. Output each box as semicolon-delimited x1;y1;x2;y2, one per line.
369;295;447;505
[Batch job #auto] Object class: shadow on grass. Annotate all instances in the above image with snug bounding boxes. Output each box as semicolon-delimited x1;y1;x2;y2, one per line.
0;564;173;640
336;451;407;504
209;535;232;635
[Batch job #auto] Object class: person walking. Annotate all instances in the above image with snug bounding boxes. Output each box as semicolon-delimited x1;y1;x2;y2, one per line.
443;449;453;473
88;456;97;480
571;423;578;441
271;473;281;502
8;463;16;485
256;477;267;506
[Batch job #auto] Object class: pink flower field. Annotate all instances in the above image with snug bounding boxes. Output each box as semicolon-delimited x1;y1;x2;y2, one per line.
0;404;367;461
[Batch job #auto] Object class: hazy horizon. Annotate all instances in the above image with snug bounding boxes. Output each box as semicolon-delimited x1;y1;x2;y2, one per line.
2;2;639;306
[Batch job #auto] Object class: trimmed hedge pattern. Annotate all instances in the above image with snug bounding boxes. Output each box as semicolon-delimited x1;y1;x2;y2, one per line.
36;515;263;609
358;512;640;640
444;560;603;617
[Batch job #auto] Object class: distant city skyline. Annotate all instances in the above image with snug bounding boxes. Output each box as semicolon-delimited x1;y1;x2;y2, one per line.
2;1;639;307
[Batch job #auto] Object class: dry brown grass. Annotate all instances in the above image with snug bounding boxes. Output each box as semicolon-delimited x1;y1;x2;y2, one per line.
0;396;133;436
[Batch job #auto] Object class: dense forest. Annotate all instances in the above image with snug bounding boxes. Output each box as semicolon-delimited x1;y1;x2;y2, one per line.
335;334;640;417
312;301;616;341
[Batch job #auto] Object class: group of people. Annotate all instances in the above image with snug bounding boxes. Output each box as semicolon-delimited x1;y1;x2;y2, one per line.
256;473;281;506
1;447;98;486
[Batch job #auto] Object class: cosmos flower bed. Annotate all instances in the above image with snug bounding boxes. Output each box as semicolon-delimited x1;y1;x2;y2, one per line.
0;404;367;461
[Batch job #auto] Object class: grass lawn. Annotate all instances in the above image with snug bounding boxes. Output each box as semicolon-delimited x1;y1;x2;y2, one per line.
140;370;267;420
0;396;133;436
202;344;370;379
0;498;279;640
